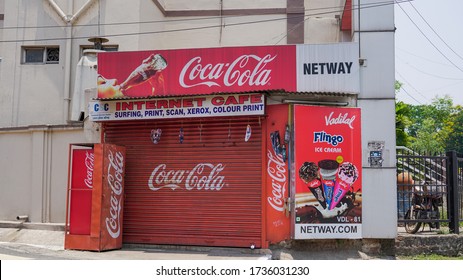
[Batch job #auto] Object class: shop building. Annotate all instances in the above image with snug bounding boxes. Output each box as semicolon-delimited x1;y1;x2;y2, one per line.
0;0;396;249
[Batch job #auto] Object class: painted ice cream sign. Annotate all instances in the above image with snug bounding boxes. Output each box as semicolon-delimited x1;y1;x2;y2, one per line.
294;106;362;239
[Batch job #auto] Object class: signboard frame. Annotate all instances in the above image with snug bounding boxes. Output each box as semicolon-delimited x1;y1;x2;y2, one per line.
89;93;265;122
292;105;362;239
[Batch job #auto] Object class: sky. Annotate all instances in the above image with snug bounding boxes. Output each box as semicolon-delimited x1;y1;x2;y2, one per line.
394;0;463;106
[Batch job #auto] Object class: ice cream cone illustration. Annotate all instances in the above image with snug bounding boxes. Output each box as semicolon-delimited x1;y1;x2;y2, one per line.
299;162;326;209
330;162;359;210
318;159;339;209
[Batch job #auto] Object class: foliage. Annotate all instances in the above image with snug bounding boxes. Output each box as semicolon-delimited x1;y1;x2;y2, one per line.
395;101;411;147
445;106;463;153
395;81;412;147
409;118;444;153
395;91;462;154
395;80;403;92
397;254;463;260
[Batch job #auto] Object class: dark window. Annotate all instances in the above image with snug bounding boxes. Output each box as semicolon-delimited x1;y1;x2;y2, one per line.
25;48;44;63
23;46;60;64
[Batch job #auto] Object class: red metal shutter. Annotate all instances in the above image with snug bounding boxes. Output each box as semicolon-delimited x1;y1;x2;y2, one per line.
103;116;263;248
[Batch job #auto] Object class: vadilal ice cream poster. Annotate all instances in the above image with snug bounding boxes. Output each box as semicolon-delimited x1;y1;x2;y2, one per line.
294;105;362;239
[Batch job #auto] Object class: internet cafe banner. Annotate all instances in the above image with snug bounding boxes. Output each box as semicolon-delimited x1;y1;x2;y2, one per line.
294;105;362;239
96;43;359;99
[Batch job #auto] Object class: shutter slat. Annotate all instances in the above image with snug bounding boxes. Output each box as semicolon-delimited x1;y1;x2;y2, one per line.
104;116;263;248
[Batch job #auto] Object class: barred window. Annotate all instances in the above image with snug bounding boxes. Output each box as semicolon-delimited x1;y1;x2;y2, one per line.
22;46;60;64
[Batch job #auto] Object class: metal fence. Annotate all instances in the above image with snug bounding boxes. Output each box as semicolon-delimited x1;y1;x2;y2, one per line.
396;148;462;234
454;153;463;229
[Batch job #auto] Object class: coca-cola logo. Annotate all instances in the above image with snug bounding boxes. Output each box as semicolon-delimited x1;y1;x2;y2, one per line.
148;163;226;191
105;150;124;239
179;54;276;88
267;149;287;212
84;151;94;189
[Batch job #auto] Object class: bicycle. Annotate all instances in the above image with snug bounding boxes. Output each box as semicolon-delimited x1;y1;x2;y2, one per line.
404;182;442;234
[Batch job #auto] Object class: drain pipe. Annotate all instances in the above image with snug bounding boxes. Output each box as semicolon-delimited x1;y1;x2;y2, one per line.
63;20;73;123
47;0;69;21
16;215;29;222
46;0;96;24
46;0;96;123
69;0;96;24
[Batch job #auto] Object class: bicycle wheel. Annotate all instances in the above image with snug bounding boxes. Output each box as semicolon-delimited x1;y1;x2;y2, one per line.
404;208;421;234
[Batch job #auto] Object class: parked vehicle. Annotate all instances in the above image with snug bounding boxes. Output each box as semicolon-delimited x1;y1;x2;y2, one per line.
404;182;443;234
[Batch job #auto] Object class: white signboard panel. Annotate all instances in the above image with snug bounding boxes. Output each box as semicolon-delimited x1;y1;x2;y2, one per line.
296;43;360;93
89;94;265;121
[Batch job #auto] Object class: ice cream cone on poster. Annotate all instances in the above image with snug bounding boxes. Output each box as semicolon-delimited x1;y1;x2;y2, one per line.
318;159;339;209
330;162;359;210
299;162;327;209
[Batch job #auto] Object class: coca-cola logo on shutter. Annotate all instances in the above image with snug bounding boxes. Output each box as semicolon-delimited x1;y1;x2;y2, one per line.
148;163;226;191
105;150;124;239
179;54;276;88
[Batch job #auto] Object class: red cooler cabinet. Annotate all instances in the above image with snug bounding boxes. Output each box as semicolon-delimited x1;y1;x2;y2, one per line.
64;143;126;251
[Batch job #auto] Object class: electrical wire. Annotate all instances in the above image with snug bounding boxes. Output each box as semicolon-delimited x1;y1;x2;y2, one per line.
397;55;463;80
421;80;463;94
396;71;430;102
0;0;412;43
0;0;410;30
408;1;463;63
397;47;458;68
395;0;463;74
399;85;423;105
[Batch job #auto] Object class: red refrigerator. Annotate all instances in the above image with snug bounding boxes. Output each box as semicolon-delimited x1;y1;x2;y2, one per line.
64;143;126;251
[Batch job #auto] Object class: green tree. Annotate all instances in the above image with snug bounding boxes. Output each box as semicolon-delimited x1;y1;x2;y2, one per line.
395;80;403;92
395;80;412;147
396;101;411;147
410;118;444;153
407;96;455;153
394;84;459;153
445;106;463;154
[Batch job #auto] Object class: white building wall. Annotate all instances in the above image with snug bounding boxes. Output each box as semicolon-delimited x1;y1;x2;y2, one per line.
0;126;87;222
0;0;68;127
0;131;33;220
353;0;397;238
0;0;347;128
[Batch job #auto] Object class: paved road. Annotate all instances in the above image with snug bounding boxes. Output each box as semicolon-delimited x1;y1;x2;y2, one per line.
0;227;376;260
0;242;272;260
5;225;459;260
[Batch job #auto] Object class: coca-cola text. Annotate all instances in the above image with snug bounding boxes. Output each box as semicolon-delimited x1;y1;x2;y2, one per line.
267;149;287;212
148;163;226;191
84;151;94;189
179;54;276;88
105;150;124;239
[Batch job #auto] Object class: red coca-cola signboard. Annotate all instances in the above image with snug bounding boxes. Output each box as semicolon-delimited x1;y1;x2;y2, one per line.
97;45;296;98
97;44;360;99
